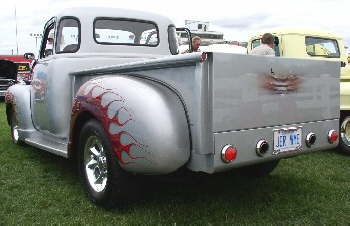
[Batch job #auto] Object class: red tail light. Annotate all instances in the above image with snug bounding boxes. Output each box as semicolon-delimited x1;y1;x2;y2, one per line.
328;130;338;143
221;145;237;163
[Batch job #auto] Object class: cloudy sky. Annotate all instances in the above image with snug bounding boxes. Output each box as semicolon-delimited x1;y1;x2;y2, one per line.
1;0;349;55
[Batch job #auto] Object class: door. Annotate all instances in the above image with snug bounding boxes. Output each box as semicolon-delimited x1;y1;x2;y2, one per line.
31;18;56;132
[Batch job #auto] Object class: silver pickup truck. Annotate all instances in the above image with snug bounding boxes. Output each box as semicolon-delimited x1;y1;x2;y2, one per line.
5;7;340;207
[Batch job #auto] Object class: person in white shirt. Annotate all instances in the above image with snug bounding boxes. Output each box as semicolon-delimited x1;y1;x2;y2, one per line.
250;33;275;56
182;36;201;53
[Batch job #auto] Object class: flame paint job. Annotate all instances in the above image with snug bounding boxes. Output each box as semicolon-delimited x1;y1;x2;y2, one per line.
71;80;146;164
5;91;15;104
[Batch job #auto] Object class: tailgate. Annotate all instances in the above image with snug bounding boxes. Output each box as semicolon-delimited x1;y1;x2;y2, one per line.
211;52;339;132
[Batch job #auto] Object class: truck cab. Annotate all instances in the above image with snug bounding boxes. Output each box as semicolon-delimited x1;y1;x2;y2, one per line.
248;29;349;74
248;28;350;153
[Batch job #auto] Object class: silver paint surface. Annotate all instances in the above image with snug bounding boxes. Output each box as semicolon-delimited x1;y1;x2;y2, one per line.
211;53;339;132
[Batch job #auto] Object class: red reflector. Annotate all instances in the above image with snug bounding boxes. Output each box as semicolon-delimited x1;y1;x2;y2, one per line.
221;145;237;163
329;130;338;143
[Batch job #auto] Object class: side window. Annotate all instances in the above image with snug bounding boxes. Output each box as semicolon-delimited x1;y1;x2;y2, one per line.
40;24;55;59
56;18;80;53
305;37;340;58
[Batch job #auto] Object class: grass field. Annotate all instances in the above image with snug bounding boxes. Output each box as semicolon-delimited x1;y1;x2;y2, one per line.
0;101;349;225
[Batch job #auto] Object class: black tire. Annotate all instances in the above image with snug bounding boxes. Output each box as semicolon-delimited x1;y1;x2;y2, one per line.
9;109;25;145
78;119;132;208
339;112;350;154
238;160;280;177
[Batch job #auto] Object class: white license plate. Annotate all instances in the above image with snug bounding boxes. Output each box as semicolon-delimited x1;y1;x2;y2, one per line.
273;127;302;155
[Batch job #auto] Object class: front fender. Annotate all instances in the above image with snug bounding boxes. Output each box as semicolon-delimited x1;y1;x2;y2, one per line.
5;84;34;131
71;76;190;175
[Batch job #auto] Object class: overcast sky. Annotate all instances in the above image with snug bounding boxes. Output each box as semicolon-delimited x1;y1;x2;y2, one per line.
1;0;349;55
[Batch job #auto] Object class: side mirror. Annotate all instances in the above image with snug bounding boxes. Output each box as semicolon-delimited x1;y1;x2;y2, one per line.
24;52;35;59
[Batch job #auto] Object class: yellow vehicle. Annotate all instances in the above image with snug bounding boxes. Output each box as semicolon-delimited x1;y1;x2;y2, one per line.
248;28;350;154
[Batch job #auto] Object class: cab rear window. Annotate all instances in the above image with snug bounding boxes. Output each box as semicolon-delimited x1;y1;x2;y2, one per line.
305;37;340;58
94;18;159;46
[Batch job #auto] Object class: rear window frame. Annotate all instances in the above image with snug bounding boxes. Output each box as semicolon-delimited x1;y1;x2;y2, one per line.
93;17;160;47
305;36;340;58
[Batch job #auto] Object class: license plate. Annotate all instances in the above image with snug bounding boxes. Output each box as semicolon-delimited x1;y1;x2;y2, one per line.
273;127;302;155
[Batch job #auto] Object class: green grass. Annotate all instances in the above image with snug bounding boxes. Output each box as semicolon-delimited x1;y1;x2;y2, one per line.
0;101;349;225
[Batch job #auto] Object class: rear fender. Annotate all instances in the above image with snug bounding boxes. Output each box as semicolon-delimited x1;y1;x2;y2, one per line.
69;76;190;175
5;85;33;131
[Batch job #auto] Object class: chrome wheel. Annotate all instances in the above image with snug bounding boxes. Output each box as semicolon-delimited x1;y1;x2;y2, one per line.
10;111;21;144
84;135;108;193
340;116;350;147
12;126;19;143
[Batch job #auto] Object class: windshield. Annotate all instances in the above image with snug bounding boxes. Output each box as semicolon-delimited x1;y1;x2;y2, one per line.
305;37;340;58
94;19;159;46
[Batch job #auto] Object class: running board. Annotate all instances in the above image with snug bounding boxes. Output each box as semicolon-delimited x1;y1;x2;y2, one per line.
25;137;68;158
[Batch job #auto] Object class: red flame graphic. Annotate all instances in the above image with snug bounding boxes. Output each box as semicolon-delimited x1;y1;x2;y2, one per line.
74;82;146;164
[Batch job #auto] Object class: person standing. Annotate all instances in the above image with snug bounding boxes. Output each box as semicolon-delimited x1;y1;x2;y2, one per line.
250;33;275;56
182;36;201;53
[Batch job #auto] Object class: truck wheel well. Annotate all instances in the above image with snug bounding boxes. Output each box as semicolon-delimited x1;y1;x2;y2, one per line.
69;111;96;160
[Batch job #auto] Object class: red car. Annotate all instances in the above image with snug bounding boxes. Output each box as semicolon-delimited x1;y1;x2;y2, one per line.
0;59;17;97
0;55;35;82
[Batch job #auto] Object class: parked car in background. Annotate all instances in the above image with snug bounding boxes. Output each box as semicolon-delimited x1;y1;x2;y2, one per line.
5;8;340;208
0;60;17;97
0;55;35;82
248;28;350;154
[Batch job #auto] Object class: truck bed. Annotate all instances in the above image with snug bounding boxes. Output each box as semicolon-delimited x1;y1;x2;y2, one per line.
72;52;340;173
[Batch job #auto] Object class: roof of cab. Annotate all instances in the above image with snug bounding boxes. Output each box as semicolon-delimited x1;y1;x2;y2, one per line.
56;7;174;25
250;28;343;40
